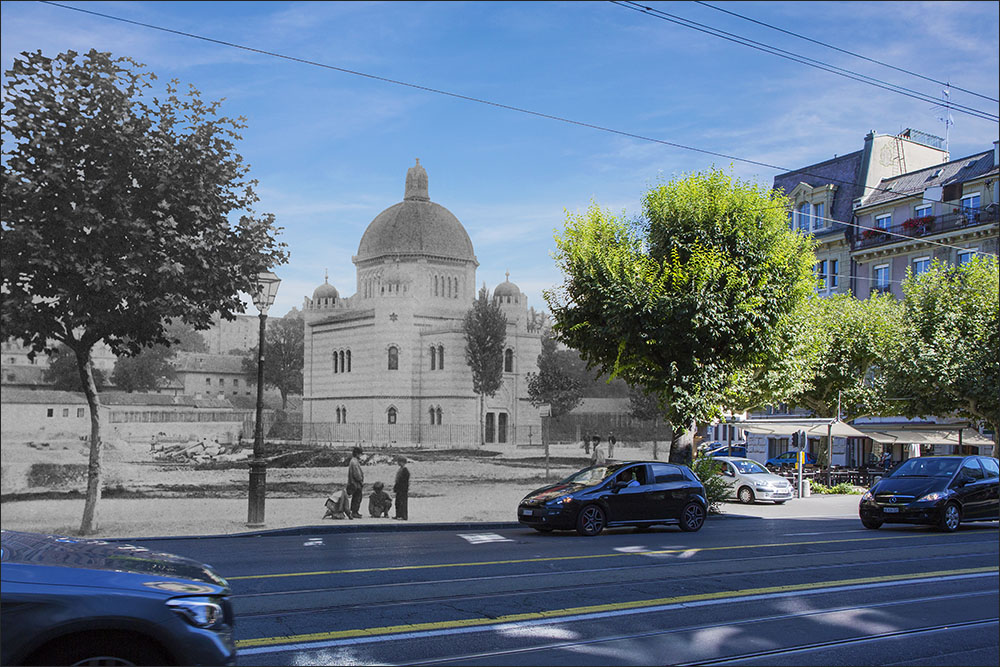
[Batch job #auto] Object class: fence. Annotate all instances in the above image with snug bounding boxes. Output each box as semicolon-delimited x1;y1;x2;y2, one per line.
108;410;248;424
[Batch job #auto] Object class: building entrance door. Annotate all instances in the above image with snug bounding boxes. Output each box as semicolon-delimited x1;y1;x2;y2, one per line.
498;413;508;443
485;412;495;443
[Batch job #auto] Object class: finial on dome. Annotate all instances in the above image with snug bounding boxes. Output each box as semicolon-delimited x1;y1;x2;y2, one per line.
324;268;329;283
404;159;429;202
505;270;510;281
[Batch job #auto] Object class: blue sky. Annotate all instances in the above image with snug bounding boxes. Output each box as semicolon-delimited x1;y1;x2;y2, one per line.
2;1;998;318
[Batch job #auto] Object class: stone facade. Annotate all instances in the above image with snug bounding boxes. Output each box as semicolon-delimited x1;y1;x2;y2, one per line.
301;161;542;446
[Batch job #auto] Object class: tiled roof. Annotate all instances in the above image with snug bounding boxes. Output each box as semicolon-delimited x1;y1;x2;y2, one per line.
861;150;996;208
1;387;89;404
0;387;235;409
772;151;864;227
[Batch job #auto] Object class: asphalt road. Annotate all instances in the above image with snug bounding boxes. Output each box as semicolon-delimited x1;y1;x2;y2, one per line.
132;516;1000;666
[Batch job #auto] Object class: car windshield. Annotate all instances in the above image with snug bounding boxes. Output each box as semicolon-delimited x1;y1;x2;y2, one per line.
733;460;768;474
563;464;627;486
887;458;960;478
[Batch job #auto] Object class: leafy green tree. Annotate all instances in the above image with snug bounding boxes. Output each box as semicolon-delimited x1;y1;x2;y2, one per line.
242;312;304;410
546;168;816;464
43;344;108;391
463;286;507;446
891;257;999;456
526;330;583;419
1;50;287;534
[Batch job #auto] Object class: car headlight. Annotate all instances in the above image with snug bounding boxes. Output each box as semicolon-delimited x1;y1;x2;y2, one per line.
545;496;573;506
754;481;771;489
167;597;225;629
861;490;873;502
917;491;947;503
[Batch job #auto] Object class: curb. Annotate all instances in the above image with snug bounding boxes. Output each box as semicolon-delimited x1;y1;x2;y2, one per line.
110;521;523;542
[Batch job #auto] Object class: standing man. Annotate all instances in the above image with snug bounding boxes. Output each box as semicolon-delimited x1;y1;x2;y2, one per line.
393;456;410;521
608;432;617;459
591;438;606;466
347;445;364;519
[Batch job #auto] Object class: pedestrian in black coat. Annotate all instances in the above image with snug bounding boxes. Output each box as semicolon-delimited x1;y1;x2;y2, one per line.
393;456;410;520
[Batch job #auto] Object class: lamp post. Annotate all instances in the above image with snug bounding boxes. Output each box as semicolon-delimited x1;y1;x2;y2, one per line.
247;271;281;528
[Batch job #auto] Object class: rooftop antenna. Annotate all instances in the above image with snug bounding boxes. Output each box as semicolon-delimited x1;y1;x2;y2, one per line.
933;84;954;154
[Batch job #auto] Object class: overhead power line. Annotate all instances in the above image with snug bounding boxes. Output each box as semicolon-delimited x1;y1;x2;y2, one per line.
32;2;994;257
694;0;999;105
612;1;999;123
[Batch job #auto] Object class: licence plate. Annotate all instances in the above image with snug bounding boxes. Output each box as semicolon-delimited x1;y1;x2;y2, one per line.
521;509;534;516
883;507;899;513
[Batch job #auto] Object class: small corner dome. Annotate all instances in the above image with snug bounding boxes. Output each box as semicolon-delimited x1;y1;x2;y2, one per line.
312;279;339;301
493;272;520;301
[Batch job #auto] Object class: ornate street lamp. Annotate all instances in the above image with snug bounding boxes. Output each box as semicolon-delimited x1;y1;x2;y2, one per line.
247;270;281;527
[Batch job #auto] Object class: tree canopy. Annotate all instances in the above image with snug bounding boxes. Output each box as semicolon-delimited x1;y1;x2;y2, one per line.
891;256;999;455
463;286;507;445
242;312;304;410
526;330;583;419
545;168;816;462
1;49;287;533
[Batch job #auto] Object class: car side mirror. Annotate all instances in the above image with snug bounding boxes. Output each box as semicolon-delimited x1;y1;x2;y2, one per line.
956;473;974;486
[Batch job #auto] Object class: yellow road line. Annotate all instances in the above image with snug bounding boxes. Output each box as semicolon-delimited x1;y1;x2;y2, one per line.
235;566;998;648
228;531;990;580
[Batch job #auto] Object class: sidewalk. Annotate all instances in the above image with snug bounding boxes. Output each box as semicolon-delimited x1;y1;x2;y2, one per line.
0;487;862;540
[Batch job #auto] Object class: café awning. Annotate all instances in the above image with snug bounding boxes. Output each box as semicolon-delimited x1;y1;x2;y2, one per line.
737;418;869;439
853;425;995;447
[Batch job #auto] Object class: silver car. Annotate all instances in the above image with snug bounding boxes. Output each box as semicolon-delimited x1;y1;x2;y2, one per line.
715;456;794;504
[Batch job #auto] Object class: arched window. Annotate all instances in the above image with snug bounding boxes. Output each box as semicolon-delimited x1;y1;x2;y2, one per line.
436;407;443;425
438;345;444;369
387;407;397;424
342;405;347;422
336;407;342;424
388;346;398;370
346;350;351;372
429;406;436;424
333;352;339;373
430;346;436;370
339;351;346;374
434;275;439;296
504;348;514;372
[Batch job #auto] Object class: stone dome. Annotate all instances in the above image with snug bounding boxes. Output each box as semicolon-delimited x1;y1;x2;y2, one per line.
494;272;520;302
355;160;477;265
312;277;339;301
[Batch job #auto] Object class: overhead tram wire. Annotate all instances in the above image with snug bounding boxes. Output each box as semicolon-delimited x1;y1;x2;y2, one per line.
36;1;994;256
694;0;999;105
611;1;999;123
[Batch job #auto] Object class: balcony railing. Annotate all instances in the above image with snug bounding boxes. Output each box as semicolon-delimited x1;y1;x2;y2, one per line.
852;206;999;251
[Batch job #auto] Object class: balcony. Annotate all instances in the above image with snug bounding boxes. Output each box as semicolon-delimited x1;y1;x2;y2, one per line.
852;206;999;251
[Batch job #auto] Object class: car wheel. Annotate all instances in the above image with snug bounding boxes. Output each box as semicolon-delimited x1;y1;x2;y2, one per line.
29;632;169;666
738;486;755;504
532;526;554;533
576;504;606;536
861;517;883;529
679;502;706;532
938;502;961;532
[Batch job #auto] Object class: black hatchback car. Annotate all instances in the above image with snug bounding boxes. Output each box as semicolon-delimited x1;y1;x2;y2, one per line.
518;461;708;536
859;455;1000;532
0;530;236;666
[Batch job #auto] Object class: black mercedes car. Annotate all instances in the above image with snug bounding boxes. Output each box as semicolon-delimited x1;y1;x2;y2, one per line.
518;461;708;536
859;455;1000;532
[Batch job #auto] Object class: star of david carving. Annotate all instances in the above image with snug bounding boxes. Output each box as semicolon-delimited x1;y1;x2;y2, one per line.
389;312;398;322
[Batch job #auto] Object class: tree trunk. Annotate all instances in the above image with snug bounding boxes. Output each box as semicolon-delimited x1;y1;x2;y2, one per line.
479;393;485;447
280;387;288;411
669;422;696;465
75;345;103;535
652;439;658;460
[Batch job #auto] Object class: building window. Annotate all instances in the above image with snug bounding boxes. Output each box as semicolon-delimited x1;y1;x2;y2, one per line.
77;408;85;418
914;204;932;218
387;407;397;424
830;259;839;288
813;202;825;229
436;407;442;424
62;408;69;417
957;248;977;265
233;379;238;388
960;193;981;215
47;408;54;418
333;351;339;373
438;345;444;369
816;260;828;289
430;346;436;370
388;346;398;370
429;406;436;424
346;350;351;372
912;256;931;277
205;378;212;386
339;351;346;374
873;264;890;292
504;348;514;372
875;214;891;230
219;378;225;386
796;203;811;231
